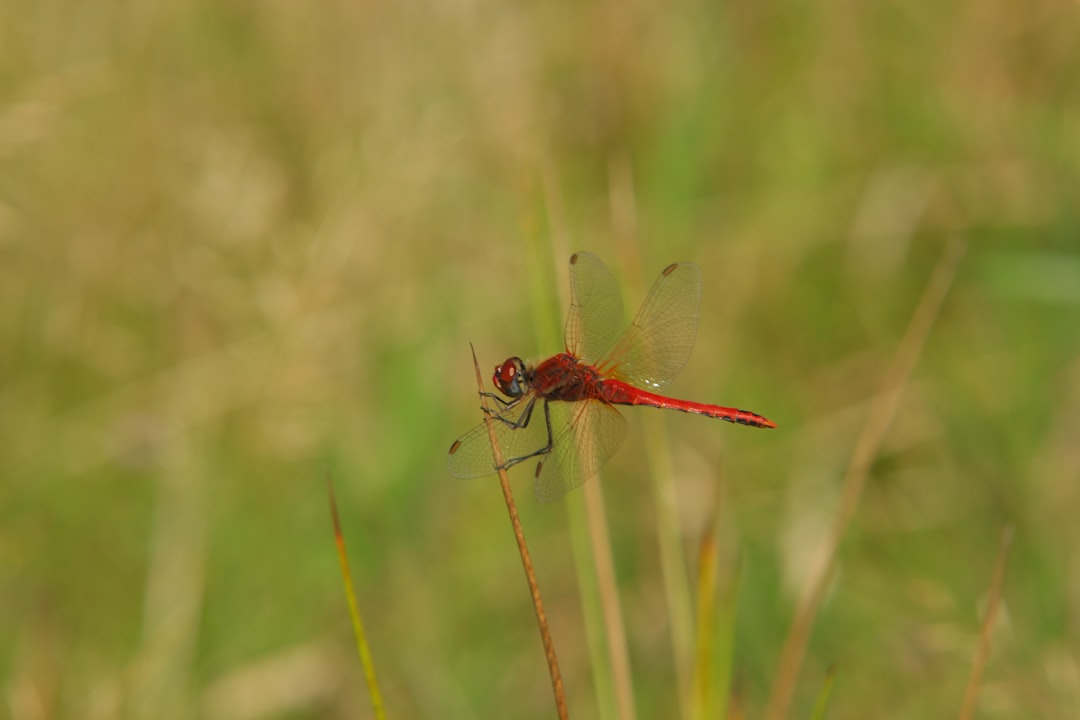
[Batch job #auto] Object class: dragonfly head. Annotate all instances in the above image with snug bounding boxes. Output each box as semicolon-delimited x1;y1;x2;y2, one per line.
493;357;528;398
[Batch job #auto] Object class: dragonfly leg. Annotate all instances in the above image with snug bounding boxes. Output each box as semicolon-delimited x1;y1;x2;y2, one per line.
492;397;537;430
479;391;516;415
532;401;556;478
496;400;556;472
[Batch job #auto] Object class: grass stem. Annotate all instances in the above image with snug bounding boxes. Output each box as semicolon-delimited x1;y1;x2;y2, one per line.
958;526;1014;720
469;342;569;720
327;477;387;720
764;237;966;720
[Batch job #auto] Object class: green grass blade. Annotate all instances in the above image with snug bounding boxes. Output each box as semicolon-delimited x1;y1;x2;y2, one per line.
807;666;837;720
691;527;719;720
566;491;620;720
712;555;741;720
327;478;387;720
690;510;741;720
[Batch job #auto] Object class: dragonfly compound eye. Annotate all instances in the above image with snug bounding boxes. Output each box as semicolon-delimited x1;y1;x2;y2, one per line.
493;357;527;397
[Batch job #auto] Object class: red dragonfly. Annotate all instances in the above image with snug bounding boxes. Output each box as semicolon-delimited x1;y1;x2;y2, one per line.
448;252;775;502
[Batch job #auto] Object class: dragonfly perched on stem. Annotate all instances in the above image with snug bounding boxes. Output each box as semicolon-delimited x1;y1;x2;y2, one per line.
449;252;775;502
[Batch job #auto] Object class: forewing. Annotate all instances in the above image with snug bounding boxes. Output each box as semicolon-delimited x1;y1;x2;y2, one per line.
533;400;628;503
447;396;553;479
602;261;702;390
564;252;625;365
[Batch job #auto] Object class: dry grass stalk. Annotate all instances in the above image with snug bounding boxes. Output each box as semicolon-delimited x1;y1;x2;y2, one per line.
469;343;569;720
608;156;695;715
544;162;633;720
583;477;638;720
764;238;966;720
958;526;1014;720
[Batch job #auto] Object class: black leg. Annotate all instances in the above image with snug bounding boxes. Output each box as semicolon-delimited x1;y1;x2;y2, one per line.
479;391;515;414
497;400;556;471
492;396;537;430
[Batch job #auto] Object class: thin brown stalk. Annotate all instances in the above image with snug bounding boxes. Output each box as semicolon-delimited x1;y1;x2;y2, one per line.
608;155;694;714
643;432;695;714
583;478;638;720
543;164;627;719
691;523;719;720
764;238;966;720
958;526;1014;720
469;343;568;720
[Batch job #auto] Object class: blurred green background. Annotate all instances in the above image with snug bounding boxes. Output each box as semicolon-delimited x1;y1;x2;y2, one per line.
3;1;1080;718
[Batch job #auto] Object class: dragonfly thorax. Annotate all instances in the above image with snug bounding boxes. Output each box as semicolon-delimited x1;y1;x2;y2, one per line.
493;356;530;398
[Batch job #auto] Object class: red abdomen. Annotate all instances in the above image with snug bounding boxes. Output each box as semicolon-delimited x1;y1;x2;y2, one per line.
599;378;776;429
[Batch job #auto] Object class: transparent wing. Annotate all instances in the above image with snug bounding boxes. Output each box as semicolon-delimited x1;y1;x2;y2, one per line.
449;394;628;504
599;261;702;390
533;399;627;503
564;252;625;365
447;395;554;479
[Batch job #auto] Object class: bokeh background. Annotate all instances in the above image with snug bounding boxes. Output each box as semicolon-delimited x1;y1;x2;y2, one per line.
3;1;1080;718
